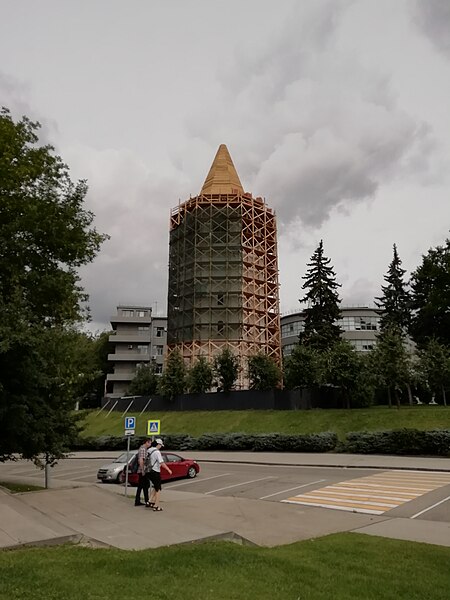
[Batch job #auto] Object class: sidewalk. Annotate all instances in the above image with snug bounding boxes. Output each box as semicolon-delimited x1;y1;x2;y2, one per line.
71;450;450;472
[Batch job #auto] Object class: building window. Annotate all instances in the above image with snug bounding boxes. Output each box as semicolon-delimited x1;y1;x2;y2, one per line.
122;310;134;317
155;327;165;337
138;326;149;331
349;339;376;352
137;311;147;317
155;345;163;356
217;321;224;335
281;321;304;338
155;364;163;374
137;345;148;354
217;293;224;306
337;316;379;331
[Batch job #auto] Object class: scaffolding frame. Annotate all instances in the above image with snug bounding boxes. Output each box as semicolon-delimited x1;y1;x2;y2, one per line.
167;190;281;389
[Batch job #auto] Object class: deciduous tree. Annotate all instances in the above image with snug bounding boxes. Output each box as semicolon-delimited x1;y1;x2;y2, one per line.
0;108;107;463
158;349;186;400
248;352;282;391
213;347;239;393
187;356;213;394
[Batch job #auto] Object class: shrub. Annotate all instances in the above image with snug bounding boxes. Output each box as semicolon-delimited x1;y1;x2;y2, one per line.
344;429;450;456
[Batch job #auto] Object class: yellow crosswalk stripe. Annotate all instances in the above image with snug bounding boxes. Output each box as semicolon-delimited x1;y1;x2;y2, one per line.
282;471;450;515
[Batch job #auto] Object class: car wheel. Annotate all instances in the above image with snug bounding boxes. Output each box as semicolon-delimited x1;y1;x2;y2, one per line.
187;466;197;479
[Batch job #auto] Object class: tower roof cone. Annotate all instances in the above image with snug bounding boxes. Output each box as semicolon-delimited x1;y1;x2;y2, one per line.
200;144;244;195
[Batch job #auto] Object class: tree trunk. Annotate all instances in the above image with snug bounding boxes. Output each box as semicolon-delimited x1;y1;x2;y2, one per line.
387;387;392;408
406;384;413;406
395;388;400;410
442;384;447;407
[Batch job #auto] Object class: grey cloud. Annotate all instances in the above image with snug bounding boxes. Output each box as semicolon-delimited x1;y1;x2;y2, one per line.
185;1;437;227
412;0;450;58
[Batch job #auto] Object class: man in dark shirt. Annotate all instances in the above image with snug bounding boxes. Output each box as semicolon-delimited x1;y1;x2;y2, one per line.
135;438;152;506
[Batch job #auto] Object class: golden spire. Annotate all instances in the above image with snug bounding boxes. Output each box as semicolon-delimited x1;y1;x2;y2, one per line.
200;144;244;195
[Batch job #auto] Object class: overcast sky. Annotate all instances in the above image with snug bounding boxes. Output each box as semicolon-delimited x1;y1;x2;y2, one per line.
1;0;449;331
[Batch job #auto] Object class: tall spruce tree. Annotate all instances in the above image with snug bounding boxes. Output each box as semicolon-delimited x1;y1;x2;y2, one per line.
300;240;342;350
376;244;411;335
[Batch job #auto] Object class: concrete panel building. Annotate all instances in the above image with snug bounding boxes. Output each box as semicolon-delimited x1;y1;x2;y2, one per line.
167;145;281;388
106;305;167;398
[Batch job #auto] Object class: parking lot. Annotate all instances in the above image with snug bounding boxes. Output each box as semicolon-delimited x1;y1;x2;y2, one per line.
1;455;449;524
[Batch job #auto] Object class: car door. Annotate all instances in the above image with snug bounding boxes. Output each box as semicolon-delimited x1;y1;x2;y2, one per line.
163;453;184;479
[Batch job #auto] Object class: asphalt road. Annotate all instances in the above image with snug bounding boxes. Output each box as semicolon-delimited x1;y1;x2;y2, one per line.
1;456;449;524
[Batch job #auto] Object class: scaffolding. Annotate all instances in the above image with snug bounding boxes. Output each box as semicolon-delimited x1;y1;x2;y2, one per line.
167;146;281;388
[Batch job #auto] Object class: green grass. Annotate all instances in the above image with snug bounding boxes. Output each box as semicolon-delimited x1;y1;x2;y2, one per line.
0;533;449;599
0;481;44;493
80;405;450;440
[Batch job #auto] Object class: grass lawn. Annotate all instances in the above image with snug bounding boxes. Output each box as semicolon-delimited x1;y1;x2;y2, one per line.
80;405;450;440
0;533;449;599
0;481;44;493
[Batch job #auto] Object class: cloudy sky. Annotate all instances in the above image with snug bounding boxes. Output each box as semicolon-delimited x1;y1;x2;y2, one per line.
1;0;449;331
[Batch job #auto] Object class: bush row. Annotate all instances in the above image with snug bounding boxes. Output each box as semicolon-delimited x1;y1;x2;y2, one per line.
72;432;337;453
72;428;450;456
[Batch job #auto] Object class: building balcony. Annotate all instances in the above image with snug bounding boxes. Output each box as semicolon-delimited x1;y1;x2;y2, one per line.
108;353;150;362
108;334;151;343
110;315;152;326
106;373;134;382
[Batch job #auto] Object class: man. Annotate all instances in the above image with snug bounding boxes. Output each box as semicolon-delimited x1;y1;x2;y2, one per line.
147;438;172;511
135;438;152;507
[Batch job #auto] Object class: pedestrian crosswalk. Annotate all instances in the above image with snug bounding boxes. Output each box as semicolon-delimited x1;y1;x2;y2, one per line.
282;470;450;515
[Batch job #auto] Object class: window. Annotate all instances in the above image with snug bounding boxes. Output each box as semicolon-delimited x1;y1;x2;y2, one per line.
349;339;376;352
122;310;134;317
155;327;165;338
137;311;147;317
155;345;163;356
217;293;224;306
281;321;304;338
137;345;148;354
155;364;163;374
217;321;224;335
337;316;379;331
138;326;149;331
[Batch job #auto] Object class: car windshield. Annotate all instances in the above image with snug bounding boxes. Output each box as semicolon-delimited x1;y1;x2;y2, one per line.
114;453;129;463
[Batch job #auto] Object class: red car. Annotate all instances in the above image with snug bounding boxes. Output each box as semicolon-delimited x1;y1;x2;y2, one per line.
120;451;200;485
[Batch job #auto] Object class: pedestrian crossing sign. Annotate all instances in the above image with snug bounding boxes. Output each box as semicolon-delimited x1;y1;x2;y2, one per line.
147;419;160;435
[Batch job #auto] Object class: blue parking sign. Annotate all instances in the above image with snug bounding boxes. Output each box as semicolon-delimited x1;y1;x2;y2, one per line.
125;417;135;430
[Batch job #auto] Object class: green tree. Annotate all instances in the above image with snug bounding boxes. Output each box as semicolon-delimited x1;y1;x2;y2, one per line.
248;352;282;391
371;329;412;408
300;240;343;350
128;363;159;396
187;356;214;394
324;340;374;409
158;349;186;400
376;244;411;335
283;345;324;390
213;347;239;393
410;238;450;347
417;338;450;406
0;108;107;464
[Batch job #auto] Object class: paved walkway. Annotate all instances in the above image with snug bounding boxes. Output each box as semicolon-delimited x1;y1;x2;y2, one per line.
1;452;450;551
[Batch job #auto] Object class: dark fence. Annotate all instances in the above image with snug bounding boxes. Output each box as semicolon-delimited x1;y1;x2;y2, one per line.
101;387;341;412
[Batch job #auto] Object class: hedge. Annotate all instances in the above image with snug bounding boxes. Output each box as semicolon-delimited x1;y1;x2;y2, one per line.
71;432;338;453
71;429;450;456
344;428;450;456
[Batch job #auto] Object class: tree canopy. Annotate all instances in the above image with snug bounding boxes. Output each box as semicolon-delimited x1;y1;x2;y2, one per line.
0;108;107;463
299;240;342;350
247;352;282;391
214;347;239;393
187;356;214;394
158;349;186;400
410;238;450;347
128;363;159;397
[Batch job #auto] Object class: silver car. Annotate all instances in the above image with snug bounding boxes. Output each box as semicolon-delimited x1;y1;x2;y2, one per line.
97;451;137;483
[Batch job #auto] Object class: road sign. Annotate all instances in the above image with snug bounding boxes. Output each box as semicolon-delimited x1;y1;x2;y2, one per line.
124;430;135;436
125;416;135;430
147;419;160;435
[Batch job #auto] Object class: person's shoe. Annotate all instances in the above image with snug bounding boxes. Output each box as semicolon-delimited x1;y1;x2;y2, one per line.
134;502;143;506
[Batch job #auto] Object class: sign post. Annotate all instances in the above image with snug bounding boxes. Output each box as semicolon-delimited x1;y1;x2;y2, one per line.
124;416;136;497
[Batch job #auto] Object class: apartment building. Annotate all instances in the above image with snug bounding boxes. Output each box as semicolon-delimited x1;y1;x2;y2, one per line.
106;305;167;398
